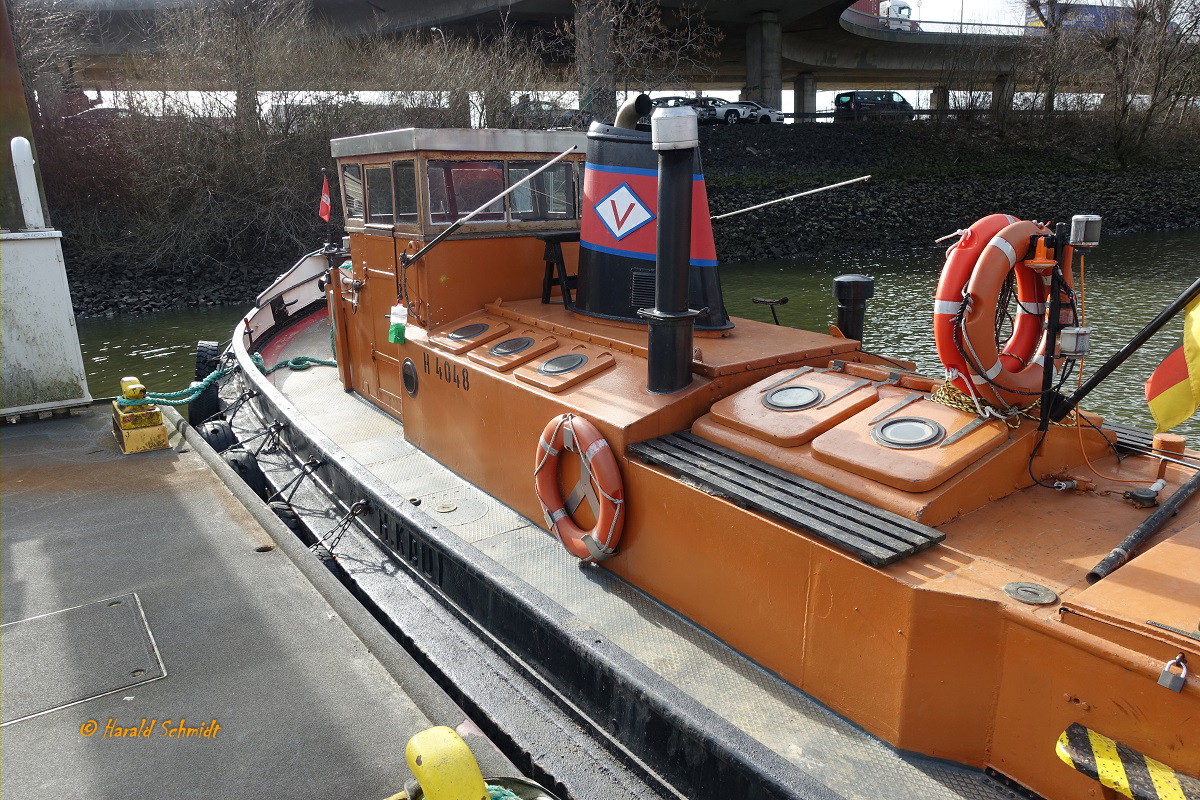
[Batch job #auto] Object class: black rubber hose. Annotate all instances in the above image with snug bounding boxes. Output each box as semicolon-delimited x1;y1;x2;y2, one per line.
1087;468;1200;584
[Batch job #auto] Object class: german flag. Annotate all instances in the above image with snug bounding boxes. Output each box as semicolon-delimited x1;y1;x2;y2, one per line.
1146;298;1200;433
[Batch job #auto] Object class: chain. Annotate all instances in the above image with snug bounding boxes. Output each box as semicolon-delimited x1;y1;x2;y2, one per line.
929;382;1077;428
929;382;1021;428
311;499;367;556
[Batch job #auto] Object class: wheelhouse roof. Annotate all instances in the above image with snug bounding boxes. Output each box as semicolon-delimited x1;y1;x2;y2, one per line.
330;127;588;159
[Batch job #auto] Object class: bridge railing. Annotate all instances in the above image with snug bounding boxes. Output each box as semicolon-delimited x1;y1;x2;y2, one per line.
782;108;1188;122
840;8;1031;37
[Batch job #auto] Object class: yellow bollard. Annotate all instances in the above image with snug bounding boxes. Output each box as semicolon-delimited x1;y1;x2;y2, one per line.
112;375;169;454
404;727;488;800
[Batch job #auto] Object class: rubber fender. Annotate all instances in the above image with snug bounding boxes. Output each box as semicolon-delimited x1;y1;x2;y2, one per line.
188;339;224;425
188;383;221;426
268;501;301;531
197;419;237;452
194;340;221;381
221;448;268;500
405;726;488;800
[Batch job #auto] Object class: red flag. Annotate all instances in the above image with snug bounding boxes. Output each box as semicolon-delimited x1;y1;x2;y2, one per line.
318;174;331;222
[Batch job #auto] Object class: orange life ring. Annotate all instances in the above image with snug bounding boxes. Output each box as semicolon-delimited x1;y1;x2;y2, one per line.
534;414;625;561
934;214;1018;390
934;216;1074;409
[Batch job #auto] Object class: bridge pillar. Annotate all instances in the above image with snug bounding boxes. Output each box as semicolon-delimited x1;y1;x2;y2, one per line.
745;10;782;109
576;0;616;124
930;86;950;112
990;73;1015;114
793;72;816;121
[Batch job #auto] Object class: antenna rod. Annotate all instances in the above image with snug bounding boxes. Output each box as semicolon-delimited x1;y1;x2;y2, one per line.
401;145;576;266
710;175;871;221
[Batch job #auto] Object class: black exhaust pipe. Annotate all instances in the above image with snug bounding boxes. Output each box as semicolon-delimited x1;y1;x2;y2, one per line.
639;106;700;394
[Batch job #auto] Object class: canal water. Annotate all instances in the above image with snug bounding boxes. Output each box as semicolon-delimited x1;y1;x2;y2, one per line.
77;229;1199;441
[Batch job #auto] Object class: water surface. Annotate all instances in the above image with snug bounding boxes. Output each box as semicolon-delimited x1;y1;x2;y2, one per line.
76;229;1199;441
720;229;1200;442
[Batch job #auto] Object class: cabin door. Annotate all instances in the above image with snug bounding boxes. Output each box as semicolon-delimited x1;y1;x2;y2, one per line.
340;232;405;419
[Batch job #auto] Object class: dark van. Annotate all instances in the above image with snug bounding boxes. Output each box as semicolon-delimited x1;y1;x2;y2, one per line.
833;91;915;121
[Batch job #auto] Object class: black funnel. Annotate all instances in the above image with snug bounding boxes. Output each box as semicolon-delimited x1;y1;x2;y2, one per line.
575;123;732;331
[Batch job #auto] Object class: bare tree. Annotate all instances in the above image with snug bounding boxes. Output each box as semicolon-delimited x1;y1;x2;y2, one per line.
1019;0;1078;114
1089;0;1200;164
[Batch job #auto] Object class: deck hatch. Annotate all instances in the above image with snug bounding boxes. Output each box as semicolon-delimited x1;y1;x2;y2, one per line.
539;353;588;375
1;593;165;725
489;336;535;356
448;323;489;341
627;432;944;567
871;417;946;449
763;385;824;412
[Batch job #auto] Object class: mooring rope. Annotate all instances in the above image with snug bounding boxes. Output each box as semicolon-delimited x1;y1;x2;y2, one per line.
116;349;336;408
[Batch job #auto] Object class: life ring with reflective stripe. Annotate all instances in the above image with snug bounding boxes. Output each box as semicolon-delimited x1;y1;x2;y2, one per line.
933;214;1017;390
934;216;1072;408
534;414;625;561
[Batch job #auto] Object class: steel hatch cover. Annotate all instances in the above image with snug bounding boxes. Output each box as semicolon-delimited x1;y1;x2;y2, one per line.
1;593;165;725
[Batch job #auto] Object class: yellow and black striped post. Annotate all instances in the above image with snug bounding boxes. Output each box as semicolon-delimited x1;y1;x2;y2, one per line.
1056;723;1199;800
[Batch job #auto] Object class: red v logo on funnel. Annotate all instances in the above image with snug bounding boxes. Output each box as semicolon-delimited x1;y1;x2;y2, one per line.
610;199;636;231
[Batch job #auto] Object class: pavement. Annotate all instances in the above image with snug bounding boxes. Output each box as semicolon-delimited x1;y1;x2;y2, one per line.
1;404;511;800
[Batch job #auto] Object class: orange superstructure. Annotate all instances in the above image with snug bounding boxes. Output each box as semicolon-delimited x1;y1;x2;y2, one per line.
322;122;1200;800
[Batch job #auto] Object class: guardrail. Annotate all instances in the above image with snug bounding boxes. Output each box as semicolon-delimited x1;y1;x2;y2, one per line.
782;108;1171;122
840;8;1031;37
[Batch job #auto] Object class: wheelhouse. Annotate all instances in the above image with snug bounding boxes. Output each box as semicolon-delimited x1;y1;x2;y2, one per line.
329;128;587;418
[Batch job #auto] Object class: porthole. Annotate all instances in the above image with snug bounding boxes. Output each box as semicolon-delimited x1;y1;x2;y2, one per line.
402;358;419;397
538;353;588;376
871;416;946;449
762;384;824;412
448;323;489;341
489;336;534;357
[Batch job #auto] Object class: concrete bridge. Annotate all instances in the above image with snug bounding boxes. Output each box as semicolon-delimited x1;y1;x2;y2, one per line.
54;0;1028;115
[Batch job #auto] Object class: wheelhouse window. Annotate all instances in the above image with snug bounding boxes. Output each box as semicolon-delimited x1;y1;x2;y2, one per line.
365;166;393;225
342;164;364;220
392;160;418;224
507;162;576;221
427;160;504;224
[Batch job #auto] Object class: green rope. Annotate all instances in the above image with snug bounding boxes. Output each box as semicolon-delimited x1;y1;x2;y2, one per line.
116;345;336;408
116;366;234;407
251;353;337;375
486;786;520;800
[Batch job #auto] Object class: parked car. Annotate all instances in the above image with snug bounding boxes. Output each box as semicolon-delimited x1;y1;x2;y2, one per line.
713;99;785;125
650;96;718;125
689;97;730;124
833;91;915;121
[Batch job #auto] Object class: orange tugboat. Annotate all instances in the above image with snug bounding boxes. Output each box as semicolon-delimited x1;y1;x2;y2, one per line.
218;98;1199;800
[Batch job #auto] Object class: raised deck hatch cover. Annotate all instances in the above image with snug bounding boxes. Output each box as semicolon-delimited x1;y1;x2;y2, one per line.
1;593;165;725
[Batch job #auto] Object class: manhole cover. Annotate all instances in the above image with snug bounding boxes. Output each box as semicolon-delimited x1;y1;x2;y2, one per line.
1003;581;1059;605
